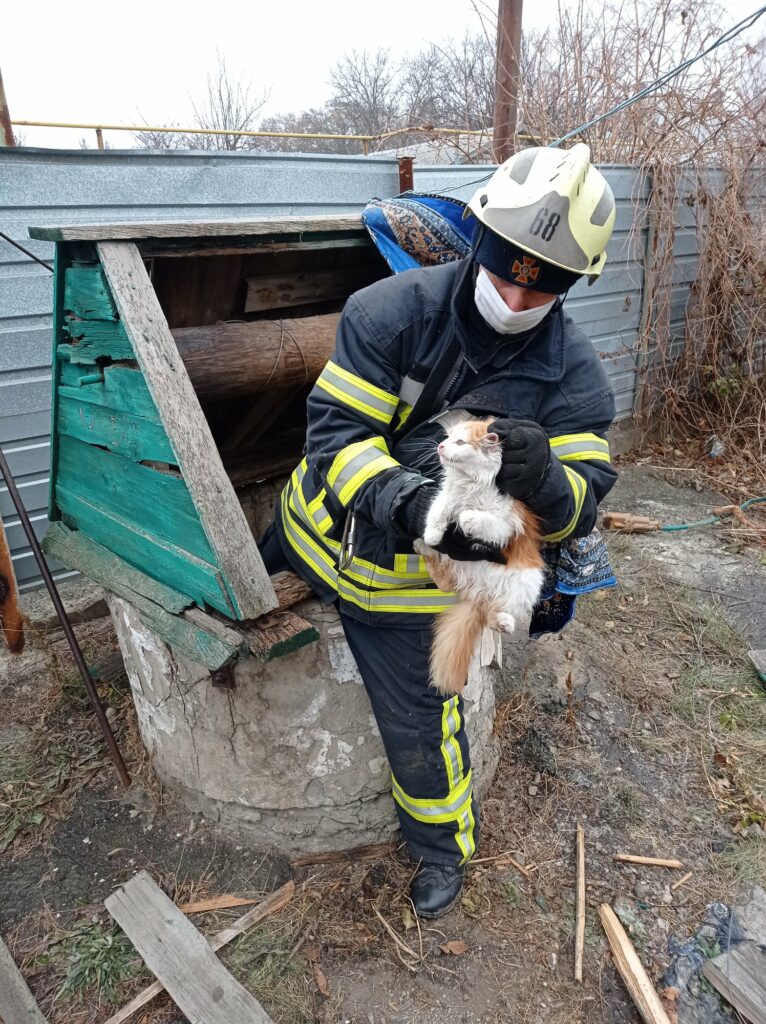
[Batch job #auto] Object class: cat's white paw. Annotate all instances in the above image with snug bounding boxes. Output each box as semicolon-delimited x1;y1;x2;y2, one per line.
458;510;511;546
423;525;445;547
496;612;516;634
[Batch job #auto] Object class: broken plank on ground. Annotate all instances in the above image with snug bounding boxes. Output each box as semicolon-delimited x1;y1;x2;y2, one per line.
0;935;47;1024
104;881;294;1024
105;870;275;1024
702;941;766;1024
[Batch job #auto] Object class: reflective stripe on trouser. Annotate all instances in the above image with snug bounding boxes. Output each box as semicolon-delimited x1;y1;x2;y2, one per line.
340;612;477;866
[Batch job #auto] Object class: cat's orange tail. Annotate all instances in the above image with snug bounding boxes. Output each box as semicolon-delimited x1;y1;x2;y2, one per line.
430;601;486;696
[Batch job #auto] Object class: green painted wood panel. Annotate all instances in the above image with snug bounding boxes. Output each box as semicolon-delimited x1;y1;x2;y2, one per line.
64;318;135;363
63;264;118;320
58;365;162;422
43;521;193;614
58;397;177;466
57;435;213;561
56;486;233;615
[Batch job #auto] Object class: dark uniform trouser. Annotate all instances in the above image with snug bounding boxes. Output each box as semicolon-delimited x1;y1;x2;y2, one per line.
260;526;478;867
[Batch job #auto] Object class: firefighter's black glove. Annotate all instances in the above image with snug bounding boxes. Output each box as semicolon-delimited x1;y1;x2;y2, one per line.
434;523;505;564
489;418;551;500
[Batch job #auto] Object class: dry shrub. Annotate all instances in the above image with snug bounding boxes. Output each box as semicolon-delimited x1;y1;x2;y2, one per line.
636;151;766;496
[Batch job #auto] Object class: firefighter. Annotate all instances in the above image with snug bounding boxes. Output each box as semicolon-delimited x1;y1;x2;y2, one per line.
260;144;618;918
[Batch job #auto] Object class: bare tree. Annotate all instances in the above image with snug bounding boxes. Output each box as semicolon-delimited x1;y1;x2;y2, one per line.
135;56;270;150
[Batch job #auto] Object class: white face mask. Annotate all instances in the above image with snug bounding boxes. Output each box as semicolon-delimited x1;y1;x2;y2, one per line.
474;268;556;335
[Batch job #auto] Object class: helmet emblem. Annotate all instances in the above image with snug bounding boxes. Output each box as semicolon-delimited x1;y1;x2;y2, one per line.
511;255;541;284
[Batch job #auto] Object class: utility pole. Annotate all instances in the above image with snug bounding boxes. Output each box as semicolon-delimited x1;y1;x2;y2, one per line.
0;68;16;147
492;0;523;164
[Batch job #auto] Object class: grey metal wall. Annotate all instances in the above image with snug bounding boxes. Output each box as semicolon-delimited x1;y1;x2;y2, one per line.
1;149;659;588
0;149;401;587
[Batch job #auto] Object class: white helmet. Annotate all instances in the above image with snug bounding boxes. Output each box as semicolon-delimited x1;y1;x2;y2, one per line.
466;143;616;281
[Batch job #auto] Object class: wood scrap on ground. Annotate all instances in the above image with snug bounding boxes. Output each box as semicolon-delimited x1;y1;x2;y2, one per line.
670;871;693;892
602;511;661;533
291;840;395;868
104;877;294;1024
599;904;672;1024
0;934;47;1024
702;941;766;1024
177;893;260;914
575;822;586;982
613;854;685;869
0;512;25;654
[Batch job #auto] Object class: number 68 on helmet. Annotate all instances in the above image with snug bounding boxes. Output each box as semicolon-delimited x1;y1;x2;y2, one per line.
466;143;616;287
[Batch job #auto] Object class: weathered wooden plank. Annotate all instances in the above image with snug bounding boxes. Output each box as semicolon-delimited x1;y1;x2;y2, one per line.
271;571;313;610
102;881;294;1024
240;608;319;661
31;215;365;242
110;591;245;669
65;318;135;363
0;934;47;1024
143;236;373;258
57;435;215;562
63;264;118;320
183;607;248;651
172;315;339;400
43;521;193;615
702;942;766;1024
98;241;277;620
105;871;274;1024
58;396;177;464
244;267;373;313
0;513;25;654
56;488;234;616
58;365;162;422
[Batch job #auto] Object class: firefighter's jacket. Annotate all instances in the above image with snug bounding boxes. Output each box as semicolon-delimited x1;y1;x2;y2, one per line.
274;257;618;626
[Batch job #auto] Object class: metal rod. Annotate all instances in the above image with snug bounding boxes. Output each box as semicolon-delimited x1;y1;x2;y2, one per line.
0;230;53;271
95;127;104;150
0;68;15;147
0;443;131;787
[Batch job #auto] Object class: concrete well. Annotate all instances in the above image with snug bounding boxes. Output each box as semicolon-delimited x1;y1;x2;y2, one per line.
108;594;500;854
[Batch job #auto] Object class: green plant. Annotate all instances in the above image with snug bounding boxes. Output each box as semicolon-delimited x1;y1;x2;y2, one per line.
56;922;140;1004
501;879;521;908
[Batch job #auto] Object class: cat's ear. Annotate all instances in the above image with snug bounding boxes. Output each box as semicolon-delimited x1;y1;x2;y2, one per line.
485;432;500;444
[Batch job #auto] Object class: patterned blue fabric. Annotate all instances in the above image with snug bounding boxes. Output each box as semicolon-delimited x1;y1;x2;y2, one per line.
362;192;618;636
362;193;476;274
530;530;617;637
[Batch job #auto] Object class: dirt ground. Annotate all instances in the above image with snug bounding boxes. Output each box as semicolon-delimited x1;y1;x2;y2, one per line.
1;462;765;1023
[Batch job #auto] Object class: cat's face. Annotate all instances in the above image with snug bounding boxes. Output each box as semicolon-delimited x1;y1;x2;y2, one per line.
437;419;502;475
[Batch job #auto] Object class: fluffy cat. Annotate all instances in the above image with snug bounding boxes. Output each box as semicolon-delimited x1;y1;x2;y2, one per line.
414;418;544;695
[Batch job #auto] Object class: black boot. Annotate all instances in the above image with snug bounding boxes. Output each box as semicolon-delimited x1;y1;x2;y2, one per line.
411;862;464;919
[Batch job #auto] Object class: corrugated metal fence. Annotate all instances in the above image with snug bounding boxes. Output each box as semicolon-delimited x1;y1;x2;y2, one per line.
1;149;653;588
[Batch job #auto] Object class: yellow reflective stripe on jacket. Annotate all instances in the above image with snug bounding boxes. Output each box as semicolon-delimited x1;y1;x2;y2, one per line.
282;482;451;610
280;488;339;590
338;577;456;613
327;437;399;506
394;401;413;431
391;769;473;824
542;465;587;542
315;360;399;425
290;460;334;537
550;432;611;463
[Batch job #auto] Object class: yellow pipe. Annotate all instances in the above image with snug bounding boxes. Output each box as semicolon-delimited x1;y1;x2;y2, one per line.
11;119;498;143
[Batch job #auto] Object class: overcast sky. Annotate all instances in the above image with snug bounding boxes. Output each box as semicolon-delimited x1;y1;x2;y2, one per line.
3;0;764;150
